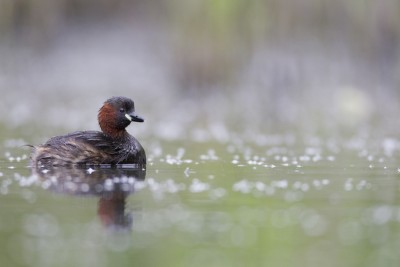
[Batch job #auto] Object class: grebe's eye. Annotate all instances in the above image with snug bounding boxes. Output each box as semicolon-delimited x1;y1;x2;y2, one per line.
119;108;125;113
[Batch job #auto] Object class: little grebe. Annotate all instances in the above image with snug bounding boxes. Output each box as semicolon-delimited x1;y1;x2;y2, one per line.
31;96;146;166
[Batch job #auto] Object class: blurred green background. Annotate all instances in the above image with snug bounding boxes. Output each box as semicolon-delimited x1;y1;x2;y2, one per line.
0;0;399;137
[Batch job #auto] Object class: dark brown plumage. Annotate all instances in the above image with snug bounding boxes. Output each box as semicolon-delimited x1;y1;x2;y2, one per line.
31;96;146;166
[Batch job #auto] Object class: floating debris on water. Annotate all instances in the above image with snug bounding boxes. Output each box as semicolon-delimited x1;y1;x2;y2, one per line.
200;149;219;161
189;179;210;193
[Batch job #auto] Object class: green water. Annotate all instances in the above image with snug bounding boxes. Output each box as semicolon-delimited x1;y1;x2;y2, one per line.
1;136;400;267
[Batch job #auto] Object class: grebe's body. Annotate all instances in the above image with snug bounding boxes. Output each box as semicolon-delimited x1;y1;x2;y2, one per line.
31;96;146;166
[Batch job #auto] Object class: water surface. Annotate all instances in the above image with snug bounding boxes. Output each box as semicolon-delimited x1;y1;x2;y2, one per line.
1;136;400;267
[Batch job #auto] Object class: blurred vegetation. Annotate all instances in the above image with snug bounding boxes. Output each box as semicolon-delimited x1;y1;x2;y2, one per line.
0;0;400;131
0;0;399;92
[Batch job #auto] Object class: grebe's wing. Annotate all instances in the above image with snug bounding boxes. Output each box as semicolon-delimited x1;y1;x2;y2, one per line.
33;131;115;165
34;131;144;165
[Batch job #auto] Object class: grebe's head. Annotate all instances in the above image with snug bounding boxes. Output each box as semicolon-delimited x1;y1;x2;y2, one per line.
98;96;144;137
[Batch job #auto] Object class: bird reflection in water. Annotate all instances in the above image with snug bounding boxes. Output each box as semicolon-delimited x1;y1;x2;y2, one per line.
31;164;146;231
